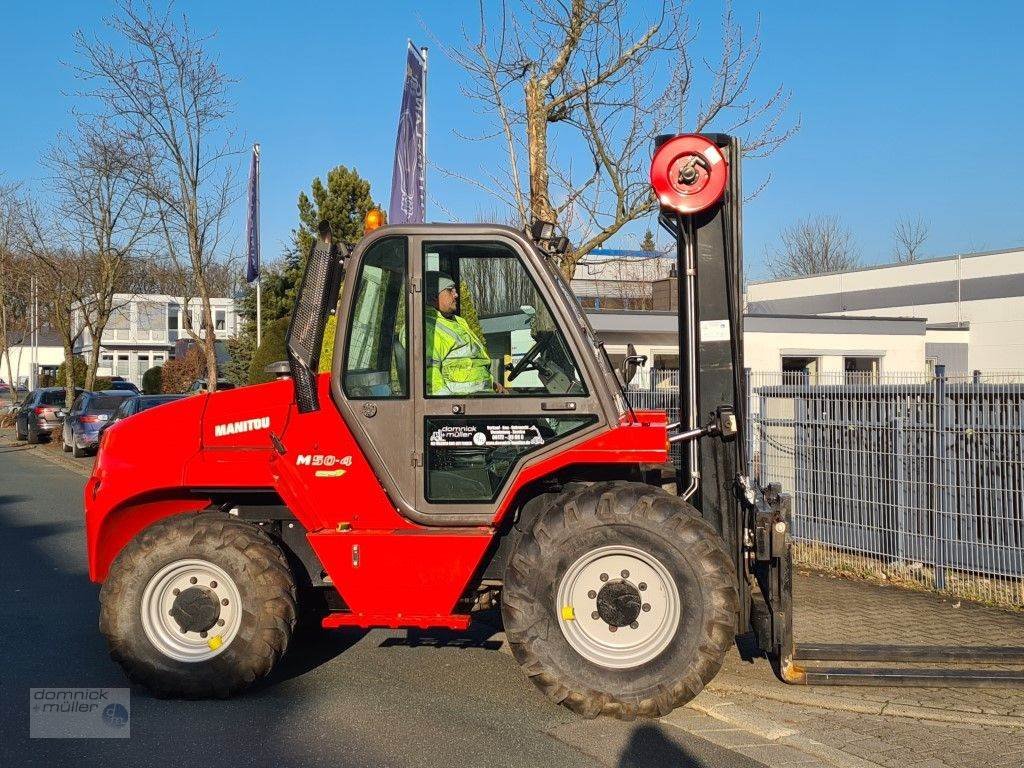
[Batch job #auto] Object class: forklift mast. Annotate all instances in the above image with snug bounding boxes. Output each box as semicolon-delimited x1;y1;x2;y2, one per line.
652;133;1024;689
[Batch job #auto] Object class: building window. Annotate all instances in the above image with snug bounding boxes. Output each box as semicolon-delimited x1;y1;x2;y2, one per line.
108;305;131;341
782;356;819;385
138;301;166;341
100;354;114;375
168;305;180;342
844;356;880;384
215;310;226;331
116;354;130;379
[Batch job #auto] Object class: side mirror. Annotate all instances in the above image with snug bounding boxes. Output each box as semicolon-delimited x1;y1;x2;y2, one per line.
620;343;648;387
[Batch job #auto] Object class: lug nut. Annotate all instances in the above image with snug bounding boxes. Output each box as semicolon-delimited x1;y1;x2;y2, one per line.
638;582;647;591
210;581;218;589
200;631;207;638
217;619;225;627
189;577;198;585
608;626;617;633
630;621;639;629
599;573;609;582
221;598;229;606
172;588;180;596
587;590;596;599
642;603;651;612
591;611;600;620
621;569;630;579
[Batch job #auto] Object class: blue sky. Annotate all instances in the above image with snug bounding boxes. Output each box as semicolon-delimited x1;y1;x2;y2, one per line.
2;1;1023;279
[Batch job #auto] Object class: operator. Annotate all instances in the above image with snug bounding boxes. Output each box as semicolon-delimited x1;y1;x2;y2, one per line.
424;274;501;395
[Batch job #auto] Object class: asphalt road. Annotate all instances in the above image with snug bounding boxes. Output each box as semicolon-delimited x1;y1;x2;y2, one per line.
0;444;762;768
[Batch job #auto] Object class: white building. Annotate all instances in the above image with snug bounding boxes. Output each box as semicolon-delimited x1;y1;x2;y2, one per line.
75;294;240;386
1;329;64;389
588;310;942;384
746;247;1024;371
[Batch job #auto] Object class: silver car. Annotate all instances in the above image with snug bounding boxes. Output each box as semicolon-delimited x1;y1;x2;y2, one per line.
15;387;83;444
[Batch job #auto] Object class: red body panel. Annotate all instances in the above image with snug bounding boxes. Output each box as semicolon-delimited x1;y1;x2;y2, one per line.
84;373;670;628
310;528;493;628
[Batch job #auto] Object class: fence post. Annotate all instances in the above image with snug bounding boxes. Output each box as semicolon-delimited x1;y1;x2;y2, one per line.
933;364;948;589
895;415;906;564
973;369;981;385
744;367;753;481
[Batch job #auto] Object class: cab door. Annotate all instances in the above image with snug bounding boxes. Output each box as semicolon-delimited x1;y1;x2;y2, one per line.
409;233;608;523
332;235;419;513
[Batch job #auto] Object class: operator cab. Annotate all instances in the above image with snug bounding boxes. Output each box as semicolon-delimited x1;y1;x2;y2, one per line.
321;224;631;525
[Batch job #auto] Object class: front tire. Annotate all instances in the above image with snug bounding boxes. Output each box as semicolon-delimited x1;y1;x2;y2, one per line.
502;481;737;719
99;513;297;698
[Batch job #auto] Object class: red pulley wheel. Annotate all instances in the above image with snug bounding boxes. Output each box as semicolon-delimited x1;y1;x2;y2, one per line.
650;135;728;214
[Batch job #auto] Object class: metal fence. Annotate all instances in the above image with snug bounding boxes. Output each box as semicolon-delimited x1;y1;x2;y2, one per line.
627;368;1024;609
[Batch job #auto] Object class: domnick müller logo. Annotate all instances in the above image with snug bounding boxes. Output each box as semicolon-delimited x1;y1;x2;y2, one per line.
30;688;131;738
102;703;129;729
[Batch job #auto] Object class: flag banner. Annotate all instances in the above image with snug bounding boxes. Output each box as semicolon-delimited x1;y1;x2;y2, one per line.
388;42;426;225
245;145;260;283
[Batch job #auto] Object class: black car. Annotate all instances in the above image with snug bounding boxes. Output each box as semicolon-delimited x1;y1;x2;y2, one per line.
61;391;136;457
105;380;141;394
97;394;185;444
15;387;84;444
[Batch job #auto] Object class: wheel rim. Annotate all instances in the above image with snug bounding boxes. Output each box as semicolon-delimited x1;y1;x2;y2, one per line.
556;545;680;669
140;559;243;663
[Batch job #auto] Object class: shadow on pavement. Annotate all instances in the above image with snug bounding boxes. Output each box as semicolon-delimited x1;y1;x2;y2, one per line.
617;723;713;768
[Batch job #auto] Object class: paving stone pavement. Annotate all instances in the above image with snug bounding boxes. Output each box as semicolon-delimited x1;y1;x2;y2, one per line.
689;571;1024;767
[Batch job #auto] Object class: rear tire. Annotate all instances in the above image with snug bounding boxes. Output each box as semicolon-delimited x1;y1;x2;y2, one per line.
72;442;86;458
99;513;297;698
26;424;40;445
502;481;737;719
16;422;27;441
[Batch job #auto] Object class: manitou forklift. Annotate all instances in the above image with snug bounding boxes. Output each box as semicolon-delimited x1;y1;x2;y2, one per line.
85;134;1022;716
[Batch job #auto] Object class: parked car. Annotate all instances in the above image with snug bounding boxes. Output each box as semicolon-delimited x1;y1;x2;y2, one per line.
97;394;185;443
61;391;135;457
186;378;237;394
15;387;84;444
105;380;141;394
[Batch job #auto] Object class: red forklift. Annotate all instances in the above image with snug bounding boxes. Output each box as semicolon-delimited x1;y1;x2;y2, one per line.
85;134;1023;716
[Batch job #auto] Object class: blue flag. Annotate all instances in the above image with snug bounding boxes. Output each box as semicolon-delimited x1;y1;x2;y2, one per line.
388;42;426;225
245;144;260;283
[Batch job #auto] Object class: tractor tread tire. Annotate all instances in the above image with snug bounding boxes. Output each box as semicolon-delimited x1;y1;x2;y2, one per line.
99;513;296;699
502;481;737;720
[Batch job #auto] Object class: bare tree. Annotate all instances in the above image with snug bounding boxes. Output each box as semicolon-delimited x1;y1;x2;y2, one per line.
439;1;796;276
75;2;239;390
47;118;152;391
18;197;95;407
0;182;30;404
892;215;928;263
767;215;859;279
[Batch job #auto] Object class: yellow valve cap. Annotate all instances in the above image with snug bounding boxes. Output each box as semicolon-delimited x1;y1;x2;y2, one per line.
561;605;575;621
207;635;223;651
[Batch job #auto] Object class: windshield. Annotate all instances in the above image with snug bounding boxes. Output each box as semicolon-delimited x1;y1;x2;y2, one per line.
88;395;132;414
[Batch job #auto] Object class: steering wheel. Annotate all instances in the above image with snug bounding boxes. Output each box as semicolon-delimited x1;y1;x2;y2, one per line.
507;333;555;381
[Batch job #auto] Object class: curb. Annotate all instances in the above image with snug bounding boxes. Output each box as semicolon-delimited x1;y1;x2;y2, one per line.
708;674;1024;729
3;437;93;478
668;689;886;768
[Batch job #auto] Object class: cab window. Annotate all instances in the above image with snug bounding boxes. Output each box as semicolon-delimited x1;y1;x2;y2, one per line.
421;241;586;398
343;237;409;399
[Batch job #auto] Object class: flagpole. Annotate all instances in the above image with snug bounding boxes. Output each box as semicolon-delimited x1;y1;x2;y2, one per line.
420;45;428;221
254;143;262;349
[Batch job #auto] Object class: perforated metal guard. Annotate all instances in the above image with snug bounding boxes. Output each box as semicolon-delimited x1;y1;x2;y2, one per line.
287;237;339;413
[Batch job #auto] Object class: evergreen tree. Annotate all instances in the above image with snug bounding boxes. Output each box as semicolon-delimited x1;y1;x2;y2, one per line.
224;330;256;386
640;228;657;252
249;317;290;385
